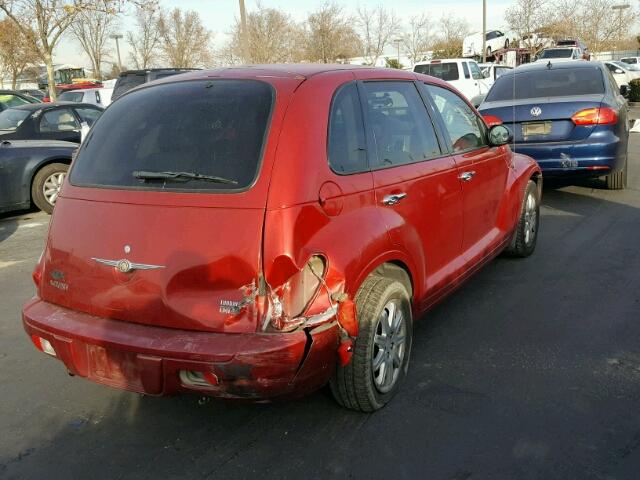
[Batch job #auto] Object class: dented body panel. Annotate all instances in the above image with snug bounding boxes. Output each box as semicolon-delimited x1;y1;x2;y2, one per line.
23;65;541;401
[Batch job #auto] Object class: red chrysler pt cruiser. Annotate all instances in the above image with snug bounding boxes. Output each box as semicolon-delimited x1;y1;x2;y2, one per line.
23;65;541;411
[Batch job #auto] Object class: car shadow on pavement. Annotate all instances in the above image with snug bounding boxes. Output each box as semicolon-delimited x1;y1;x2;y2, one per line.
2;188;640;480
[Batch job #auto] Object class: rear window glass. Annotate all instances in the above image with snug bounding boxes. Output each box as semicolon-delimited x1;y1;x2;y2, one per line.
112;74;146;98
538;48;573;59
485;68;605;101
414;63;460;81
0;109;30;130
58;91;84;102
70;79;273;191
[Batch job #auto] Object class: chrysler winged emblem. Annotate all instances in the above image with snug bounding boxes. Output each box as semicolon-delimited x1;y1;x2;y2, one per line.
530;106;542;117
92;257;165;273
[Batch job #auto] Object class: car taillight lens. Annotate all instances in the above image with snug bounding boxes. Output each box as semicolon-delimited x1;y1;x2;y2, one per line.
32;251;44;287
482;114;503;127
31;335;56;356
280;256;326;319
571;107;618;126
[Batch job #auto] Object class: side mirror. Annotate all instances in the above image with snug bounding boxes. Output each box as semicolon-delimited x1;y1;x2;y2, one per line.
488;124;511;146
620;84;630;97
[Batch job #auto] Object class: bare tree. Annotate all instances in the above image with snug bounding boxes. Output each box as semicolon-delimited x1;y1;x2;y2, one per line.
0;1;152;100
402;14;432;64
505;0;554;55
304;2;361;63
227;4;304;64
70;8;118;80
551;0;639;53
0;18;39;88
356;5;399;66
127;5;161;69
158;7;213;68
431;14;470;59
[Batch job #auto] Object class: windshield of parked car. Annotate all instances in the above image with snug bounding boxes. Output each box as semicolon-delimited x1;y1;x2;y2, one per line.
58;91;85;102
414;62;459;81
485;67;605;101
70;79;273;191
468;62;484;80
0;108;30;130
538;48;574;59
613;61;640;71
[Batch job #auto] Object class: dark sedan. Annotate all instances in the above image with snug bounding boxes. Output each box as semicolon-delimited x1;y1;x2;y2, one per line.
0;140;77;214
0;102;103;144
479;61;629;189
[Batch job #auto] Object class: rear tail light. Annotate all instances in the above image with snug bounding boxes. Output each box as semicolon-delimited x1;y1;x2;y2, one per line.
32;251;44;287
571;107;618;126
179;370;219;388
280;256;326;319
31;335;56;356
482;114;503;127
269;255;327;331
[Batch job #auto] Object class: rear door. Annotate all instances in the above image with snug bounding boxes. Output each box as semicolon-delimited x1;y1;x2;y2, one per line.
361;80;464;297
424;83;509;262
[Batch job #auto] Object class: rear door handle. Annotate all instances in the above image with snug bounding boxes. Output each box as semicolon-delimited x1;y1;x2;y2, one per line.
382;193;407;205
459;171;476;182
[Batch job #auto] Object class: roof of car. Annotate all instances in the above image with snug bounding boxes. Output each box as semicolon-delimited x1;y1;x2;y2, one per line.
514;60;602;73
157;64;403;81
10;102;104;111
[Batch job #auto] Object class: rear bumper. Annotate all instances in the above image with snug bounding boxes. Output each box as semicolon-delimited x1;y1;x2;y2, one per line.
512;129;627;177
22;297;339;400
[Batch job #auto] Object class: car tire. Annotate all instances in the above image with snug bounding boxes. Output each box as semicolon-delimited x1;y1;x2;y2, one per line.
31;163;69;214
330;276;413;412
505;180;540;258
605;158;627;190
486;46;492;58
504;39;510;49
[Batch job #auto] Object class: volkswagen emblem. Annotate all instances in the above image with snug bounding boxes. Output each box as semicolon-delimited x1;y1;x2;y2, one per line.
530;106;542;117
116;259;133;273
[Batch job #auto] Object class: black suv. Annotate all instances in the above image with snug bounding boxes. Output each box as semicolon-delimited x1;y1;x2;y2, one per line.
112;68;200;101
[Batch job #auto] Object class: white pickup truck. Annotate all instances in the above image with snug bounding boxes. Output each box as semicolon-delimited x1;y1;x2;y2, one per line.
413;59;490;101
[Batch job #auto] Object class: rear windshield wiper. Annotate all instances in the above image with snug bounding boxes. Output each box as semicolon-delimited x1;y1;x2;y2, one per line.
133;170;238;185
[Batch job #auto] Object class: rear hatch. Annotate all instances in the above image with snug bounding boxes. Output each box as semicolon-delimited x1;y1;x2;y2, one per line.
39;77;284;334
480;65;606;144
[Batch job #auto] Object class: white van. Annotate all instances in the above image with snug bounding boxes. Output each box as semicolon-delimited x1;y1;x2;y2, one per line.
413;59;490;100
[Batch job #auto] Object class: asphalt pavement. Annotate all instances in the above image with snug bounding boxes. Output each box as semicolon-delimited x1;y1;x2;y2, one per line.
1;137;640;479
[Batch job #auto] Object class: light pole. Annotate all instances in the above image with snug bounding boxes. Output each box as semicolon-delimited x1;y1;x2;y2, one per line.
482;0;487;62
239;0;249;63
394;38;402;65
612;4;630;60
110;34;123;72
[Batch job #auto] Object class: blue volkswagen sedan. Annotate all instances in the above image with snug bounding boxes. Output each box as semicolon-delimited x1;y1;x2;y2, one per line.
478;61;629;189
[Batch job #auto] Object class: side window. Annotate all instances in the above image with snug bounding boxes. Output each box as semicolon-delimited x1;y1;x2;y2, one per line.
462;62;470;79
362;81;441;167
39;108;80;132
75;107;102;126
328;83;367;174
606;63;617;73
425;84;488;153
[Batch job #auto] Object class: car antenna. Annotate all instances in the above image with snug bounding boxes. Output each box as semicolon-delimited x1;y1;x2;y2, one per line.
547;61;552;69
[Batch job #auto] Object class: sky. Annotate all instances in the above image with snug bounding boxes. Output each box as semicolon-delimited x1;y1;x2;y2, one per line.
54;0;514;69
